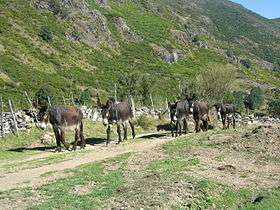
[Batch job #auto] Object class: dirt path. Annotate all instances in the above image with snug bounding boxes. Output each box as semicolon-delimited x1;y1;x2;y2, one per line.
0;133;174;191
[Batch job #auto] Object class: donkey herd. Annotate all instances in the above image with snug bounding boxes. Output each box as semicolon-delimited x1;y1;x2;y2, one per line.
35;95;240;152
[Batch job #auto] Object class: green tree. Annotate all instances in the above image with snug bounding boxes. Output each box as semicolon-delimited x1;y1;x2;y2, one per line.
244;87;264;110
35;85;57;107
78;89;93;106
196;63;237;104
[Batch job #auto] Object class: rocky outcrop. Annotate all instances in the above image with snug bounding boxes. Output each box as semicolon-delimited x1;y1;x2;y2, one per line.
150;44;184;63
33;0;118;49
112;17;142;43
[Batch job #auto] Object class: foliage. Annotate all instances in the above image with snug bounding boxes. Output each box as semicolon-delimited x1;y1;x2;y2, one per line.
196;63;237;103
39;26;53;43
222;91;245;112
268;92;280;117
136;114;157;130
77;89;93;106
35;84;58;106
117;72;155;105
240;59;252;69
274;59;280;72
244;87;264;110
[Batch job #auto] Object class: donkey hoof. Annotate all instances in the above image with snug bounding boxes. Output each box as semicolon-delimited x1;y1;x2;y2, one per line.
55;147;62;152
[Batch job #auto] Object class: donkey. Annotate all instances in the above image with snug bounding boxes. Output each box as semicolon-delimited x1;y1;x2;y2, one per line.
98;96;135;145
36;106;85;152
214;103;239;129
168;96;194;137
193;101;209;132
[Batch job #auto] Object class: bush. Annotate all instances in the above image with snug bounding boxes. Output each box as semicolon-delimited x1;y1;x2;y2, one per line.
196;63;237;104
39;26;53;43
244;87;264;110
78;89;93;106
136;115;156;130
268;93;280;117
240;59;252;68
35;85;57;107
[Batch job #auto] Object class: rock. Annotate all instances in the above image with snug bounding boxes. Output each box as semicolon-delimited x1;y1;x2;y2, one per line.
95;0;109;8
150;44;184;63
112;17;142;43
40;132;55;145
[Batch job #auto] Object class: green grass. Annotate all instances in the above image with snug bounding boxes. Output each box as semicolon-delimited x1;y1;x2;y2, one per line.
1;125;280;208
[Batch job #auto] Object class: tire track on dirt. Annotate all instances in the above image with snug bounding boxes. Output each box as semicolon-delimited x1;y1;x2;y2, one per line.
0;133;174;191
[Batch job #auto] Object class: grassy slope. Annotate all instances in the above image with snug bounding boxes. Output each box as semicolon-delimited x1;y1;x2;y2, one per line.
0;0;279;107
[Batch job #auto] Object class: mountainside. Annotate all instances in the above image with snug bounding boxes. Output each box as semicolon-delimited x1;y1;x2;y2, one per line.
0;0;279;105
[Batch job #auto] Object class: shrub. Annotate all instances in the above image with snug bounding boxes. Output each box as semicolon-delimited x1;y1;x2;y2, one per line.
39;26;53;43
196;63;237;104
268;92;280;117
136;115;156;130
35;85;57;107
78;89;93;106
240;59;252;68
244;87;264;110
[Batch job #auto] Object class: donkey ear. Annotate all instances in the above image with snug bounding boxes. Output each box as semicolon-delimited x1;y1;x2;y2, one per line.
97;93;102;107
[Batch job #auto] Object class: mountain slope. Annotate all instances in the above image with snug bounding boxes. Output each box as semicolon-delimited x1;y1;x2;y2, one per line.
0;0;279;106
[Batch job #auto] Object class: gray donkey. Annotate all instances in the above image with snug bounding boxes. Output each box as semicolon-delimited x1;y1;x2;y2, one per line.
169;96;194;137
98;96;136;145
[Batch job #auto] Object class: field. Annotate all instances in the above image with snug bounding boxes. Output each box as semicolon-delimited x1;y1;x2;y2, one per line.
0;118;280;209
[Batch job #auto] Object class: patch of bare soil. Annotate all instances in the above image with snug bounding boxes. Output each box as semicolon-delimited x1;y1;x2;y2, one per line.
188;124;280;189
72;181;97;195
209;124;280;159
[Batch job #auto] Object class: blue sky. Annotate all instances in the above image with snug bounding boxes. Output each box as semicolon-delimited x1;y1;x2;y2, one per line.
230;0;280;19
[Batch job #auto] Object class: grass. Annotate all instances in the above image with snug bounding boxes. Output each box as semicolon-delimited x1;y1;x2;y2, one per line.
1;124;280;208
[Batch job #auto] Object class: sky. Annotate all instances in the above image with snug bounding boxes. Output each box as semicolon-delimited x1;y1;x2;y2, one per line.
230;0;280;19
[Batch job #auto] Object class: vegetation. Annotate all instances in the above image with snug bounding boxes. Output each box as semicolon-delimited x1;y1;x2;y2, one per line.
244;87;264;111
195;63;237;104
0;0;279;108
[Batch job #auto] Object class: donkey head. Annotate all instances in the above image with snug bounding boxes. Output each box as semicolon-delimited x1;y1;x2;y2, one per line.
36;105;49;130
97;94;115;126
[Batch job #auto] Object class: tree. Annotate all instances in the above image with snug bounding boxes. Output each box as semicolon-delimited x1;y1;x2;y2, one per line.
35;85;57;107
196;63;237;104
268;92;280;117
244;87;264;110
78;89;93;106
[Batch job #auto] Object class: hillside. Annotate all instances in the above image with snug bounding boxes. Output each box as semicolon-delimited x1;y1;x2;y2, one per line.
0;0;279;106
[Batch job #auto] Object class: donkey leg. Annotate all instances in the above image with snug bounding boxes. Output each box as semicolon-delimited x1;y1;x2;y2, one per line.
79;121;86;149
183;119;188;134
72;128;79;151
171;122;174;137
195;119;200;133
106;125;111;146
129;120;136;139
117;124;122;144
233;116;236;129
175;121;179;137
60;130;71;151
123;122;128;141
179;121;182;136
53;128;62;152
222;117;226;130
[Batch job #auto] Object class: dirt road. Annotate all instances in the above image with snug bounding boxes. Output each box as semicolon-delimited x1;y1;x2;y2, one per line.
0;133;174;191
